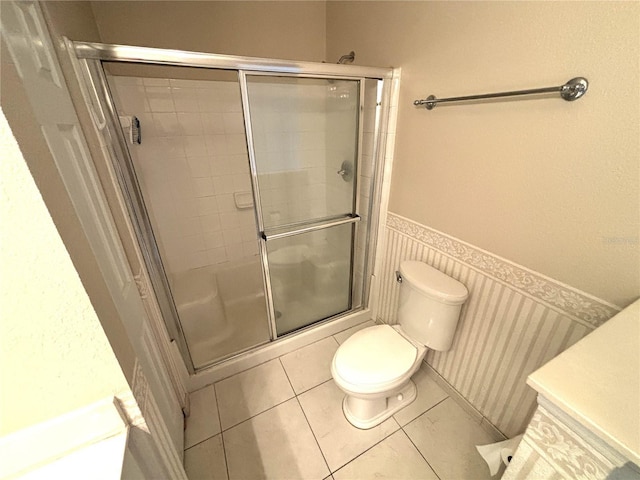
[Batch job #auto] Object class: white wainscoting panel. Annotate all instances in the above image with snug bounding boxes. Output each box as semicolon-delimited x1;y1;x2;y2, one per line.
375;213;620;437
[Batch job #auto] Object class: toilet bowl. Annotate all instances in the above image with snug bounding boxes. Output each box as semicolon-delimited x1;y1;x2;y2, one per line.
331;324;427;429
331;260;468;429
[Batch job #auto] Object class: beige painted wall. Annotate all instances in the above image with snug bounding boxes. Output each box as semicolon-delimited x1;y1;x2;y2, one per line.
36;1;639;308
90;1;327;62
327;1;639;307
0;108;129;435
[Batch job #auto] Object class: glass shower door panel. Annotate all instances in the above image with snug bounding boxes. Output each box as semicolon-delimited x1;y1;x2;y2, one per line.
105;65;270;369
246;76;360;228
267;223;353;336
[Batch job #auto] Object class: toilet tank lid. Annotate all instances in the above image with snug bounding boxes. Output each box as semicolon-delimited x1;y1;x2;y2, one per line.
399;261;469;305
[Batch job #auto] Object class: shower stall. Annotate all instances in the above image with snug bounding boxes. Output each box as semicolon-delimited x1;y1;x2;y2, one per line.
73;42;393;372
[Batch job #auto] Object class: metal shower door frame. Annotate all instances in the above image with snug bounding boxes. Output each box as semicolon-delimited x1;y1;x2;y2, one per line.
71;40;393;372
238;70;366;338
73;56;197;373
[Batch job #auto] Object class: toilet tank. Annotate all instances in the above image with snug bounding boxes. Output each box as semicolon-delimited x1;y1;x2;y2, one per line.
397;261;469;351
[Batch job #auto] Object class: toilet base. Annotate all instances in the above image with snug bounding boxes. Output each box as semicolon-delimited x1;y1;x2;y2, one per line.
342;380;417;430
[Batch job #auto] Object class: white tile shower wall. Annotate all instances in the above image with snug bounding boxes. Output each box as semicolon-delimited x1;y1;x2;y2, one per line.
109;76;258;276
375;213;621;437
249;82;329;227
324;81;359;221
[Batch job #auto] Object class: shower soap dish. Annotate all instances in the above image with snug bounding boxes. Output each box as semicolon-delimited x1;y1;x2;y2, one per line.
234;191;254;210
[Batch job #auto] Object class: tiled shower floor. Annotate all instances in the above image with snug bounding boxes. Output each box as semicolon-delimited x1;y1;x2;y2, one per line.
183;321;501;480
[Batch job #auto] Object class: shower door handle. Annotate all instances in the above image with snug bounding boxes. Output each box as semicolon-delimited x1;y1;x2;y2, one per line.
261;214;360;242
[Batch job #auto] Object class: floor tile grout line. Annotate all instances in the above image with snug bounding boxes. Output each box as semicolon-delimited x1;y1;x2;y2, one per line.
214;357;295;431
184;393;449;477
295;374;406;475
218;392;297;433
397;394;451;428
326;390;451;475
216;376;336;435
430;395;450;410
399;426;442;480
328;419;403;475
186;367;449;444
182;386;225;452
296;376;334;396
184;433;220;452
397;395;455;480
279;336;341;396
278;350;335;474
293;376;449;474
294;395;332;477
186;329;454;477
196;320;371;401
210;355;342;478
219;433;229;480
278;358;334;477
212;355;282;386
186;397;450;468
186;347;339;448
278;356;297;394
212;384;224;437
212;384;231;480
281;333;341;361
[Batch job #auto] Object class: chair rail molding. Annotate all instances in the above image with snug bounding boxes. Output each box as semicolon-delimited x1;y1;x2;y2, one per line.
376;212;620;437
385;213;619;328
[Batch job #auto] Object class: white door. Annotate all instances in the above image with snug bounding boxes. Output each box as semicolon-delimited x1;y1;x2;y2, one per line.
1;0;185;463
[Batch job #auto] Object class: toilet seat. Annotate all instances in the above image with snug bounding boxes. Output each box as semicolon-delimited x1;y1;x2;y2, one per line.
333;325;425;394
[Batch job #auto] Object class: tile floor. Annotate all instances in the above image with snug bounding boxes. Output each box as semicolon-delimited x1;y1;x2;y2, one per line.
183;321;502;480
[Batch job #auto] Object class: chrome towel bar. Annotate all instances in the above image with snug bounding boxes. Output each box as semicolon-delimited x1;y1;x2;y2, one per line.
414;77;588;110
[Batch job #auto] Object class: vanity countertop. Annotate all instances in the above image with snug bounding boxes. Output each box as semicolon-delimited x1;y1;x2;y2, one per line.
527;298;640;465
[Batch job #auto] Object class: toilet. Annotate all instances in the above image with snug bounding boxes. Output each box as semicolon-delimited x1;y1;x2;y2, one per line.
331;260;469;429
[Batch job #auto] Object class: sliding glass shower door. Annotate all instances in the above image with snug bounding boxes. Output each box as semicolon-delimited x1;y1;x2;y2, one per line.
103;64;271;369
243;75;362;335
74;39;390;373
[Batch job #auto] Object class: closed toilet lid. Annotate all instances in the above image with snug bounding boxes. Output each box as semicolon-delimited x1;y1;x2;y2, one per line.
334;325;417;386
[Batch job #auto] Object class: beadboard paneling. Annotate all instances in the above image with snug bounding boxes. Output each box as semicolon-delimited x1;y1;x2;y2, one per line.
375;213;620;437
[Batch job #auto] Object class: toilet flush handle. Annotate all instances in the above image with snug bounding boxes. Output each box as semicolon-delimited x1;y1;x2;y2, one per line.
395;271;402;284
